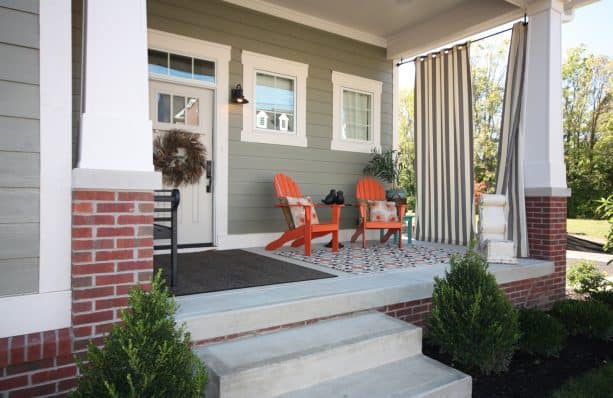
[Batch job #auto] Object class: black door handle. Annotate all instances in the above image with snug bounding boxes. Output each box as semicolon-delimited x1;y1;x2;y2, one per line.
205;160;213;193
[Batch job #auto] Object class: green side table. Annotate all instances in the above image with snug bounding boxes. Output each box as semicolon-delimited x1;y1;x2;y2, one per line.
379;214;413;244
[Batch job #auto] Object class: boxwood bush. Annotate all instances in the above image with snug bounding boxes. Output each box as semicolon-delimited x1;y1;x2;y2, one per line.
567;261;610;294
72;271;207;398
518;307;567;357
550;299;613;341
426;248;520;374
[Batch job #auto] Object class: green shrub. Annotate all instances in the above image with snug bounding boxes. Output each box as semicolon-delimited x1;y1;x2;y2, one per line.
426;248;520;375
551;363;613;398
567;261;610;294
72;272;207;398
517;307;567;357
590;290;613;309
550;299;613;341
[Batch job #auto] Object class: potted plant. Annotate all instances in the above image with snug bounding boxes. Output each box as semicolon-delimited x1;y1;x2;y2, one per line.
363;149;407;202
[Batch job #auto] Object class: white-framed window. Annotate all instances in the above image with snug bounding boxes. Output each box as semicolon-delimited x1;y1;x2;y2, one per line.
241;51;308;147
331;71;382;153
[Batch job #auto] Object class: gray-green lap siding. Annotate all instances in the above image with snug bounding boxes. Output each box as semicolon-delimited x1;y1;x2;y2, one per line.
0;1;40;296
71;0;394;236
147;0;394;234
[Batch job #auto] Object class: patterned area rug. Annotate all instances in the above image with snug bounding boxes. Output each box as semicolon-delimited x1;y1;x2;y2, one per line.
274;243;467;274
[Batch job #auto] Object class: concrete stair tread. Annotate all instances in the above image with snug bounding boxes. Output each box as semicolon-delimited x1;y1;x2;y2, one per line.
198;312;424;398
196;312;419;375
277;355;471;398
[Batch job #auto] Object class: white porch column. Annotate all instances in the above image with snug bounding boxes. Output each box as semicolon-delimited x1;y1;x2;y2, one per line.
522;0;569;197
75;0;160;187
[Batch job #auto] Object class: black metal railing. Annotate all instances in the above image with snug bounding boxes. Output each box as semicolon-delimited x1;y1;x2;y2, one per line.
153;189;180;286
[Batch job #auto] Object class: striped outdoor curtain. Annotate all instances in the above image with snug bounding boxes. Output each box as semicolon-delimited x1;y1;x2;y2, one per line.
414;44;474;245
495;22;529;257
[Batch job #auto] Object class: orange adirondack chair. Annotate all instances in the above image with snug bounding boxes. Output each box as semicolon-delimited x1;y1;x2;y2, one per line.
350;177;407;249
265;173;342;256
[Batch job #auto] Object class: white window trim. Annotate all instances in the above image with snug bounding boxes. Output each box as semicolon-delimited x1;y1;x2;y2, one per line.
241;51;308;147
331;71;382;153
1;0;72;338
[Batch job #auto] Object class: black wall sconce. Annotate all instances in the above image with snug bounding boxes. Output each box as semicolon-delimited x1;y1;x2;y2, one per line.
231;84;249;104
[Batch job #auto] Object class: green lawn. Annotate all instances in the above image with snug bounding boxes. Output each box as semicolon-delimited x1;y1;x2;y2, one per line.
567;219;609;243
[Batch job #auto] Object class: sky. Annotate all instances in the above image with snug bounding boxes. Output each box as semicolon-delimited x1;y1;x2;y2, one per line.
399;0;613;90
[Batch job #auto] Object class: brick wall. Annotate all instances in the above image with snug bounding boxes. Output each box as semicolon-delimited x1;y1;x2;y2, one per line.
0;190;154;397
0;329;75;397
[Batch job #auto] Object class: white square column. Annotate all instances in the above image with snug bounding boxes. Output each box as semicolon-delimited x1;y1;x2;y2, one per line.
75;0;160;189
523;0;569;197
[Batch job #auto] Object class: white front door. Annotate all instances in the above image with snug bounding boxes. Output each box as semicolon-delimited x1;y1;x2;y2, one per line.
150;80;214;245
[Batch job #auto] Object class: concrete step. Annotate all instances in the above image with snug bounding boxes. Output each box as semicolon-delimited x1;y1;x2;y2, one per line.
278;355;471;398
197;312;422;398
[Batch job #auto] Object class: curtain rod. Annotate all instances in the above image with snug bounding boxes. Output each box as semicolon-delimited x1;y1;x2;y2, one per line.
395;19;526;67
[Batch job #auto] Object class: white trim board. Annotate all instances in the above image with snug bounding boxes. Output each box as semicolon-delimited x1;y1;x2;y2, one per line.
222;0;387;48
148;30;231;248
218;229;383;250
0;291;72;338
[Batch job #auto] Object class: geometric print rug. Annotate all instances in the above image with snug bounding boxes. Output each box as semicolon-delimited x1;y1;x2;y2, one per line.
274;242;467;275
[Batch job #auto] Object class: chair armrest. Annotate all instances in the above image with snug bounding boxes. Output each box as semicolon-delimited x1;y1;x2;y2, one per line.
397;203;407;218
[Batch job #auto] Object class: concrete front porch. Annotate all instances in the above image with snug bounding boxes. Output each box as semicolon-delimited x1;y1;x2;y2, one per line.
175;244;554;343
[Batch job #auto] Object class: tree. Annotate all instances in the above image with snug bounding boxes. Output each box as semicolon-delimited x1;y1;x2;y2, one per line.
470;37;510;193
398;87;416;208
563;46;613;218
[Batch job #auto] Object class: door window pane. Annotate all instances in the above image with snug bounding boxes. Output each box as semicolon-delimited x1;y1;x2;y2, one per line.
173;95;186;124
185;97;199;125
255;72;295;133
342;89;372;141
169;54;192;79
194;59;215;83
148;50;168;75
157;93;171;123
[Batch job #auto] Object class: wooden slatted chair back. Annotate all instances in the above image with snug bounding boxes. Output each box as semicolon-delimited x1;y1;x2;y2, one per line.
273;173;303;198
355;177;386;201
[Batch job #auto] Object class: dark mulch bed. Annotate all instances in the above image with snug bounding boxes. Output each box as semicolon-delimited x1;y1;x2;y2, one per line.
154;250;335;296
424;336;613;398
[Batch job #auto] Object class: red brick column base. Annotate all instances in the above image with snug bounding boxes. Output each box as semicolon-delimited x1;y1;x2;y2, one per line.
1;190;154;397
524;196;568;307
71;190;154;353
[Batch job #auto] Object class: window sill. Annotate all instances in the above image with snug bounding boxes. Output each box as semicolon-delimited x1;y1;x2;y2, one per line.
330;138;379;153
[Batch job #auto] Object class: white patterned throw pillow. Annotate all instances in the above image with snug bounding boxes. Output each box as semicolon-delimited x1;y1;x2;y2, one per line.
285;196;320;228
368;200;399;222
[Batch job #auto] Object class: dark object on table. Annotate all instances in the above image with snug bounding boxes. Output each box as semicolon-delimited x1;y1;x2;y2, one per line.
322;189;337;204
335;190;345;204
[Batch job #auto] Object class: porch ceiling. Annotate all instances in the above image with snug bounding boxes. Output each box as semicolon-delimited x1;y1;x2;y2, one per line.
223;0;599;59
223;0;521;59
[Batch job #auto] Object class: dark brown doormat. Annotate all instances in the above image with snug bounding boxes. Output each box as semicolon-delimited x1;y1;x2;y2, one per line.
154;250;335;296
